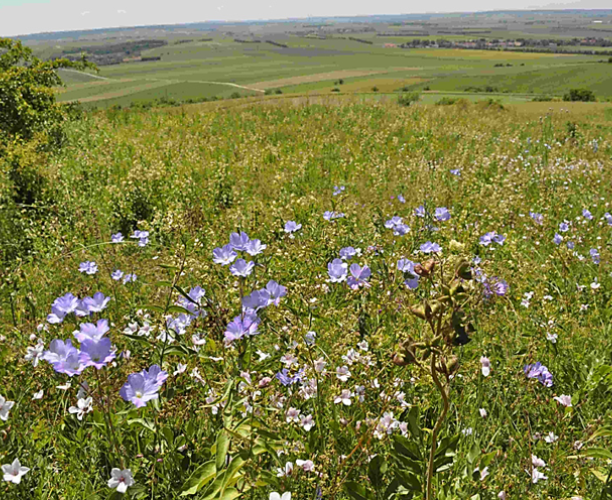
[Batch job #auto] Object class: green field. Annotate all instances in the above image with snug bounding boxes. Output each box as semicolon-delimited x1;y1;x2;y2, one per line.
46;35;612;108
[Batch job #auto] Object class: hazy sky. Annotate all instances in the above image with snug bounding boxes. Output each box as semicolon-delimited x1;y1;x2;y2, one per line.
0;0;610;36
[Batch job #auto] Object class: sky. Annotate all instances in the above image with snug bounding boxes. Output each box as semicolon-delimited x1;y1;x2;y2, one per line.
0;0;610;36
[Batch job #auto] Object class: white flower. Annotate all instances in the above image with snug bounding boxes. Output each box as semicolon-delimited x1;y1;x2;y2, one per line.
296;459;315;472
554;394;572;407
462;427;473;436
479;466;489;481
69;397;93;421
529;468;548;483
480;357;491;377
334;389;353;406
108;468;135;493
498;491;507;500
314;357;327;373
256;350;270;361
276;462;294;477
56;382;71;391
544;432;558;444
301;414;315;432
25;341;44;367
479;408;487;418
0;395;15;421
532;454;546;468
286;407;301;423
591;279;601;290
336;366;351;382
173;363;187;376
2;458;30;484
546;332;558;343
280;353;298;367
32;390;44;400
270;493;291;500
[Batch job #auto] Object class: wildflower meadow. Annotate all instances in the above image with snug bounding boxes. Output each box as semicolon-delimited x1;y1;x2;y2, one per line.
1;101;612;499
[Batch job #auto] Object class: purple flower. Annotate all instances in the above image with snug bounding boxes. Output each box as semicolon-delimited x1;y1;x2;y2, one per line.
323;211;345;221
245;239;266;256
111;269;124;281
333;185;345;196
122;273;137;284
120;364;167;408
420;241;441;253
242;290;270;311
397;194;406;203
434;207;451;222
81;292;110;313
137;236;149;247
265;280;286;306
604;213;612;226
131;230;149;240
284;221;302;233
450;169;461;176
79;261;98;275
567;241;575;250
224;311;260;343
347;264;371;290
276;368;304;386
74;319;109;342
524;362;553;387
213;244;237;265
398;258;419;289
529;212;544;225
559;222;570;232
583;209;593;221
385;216;403;229
230;258;255;277
483;277;509;298
79;338;115;369
47;293;79;324
42;339;83;377
479;232;505;246
553;233;563;245
229;231;250;251
328;258;348;282
415;205;426;218
111;232;124;243
590;248;600;265
340;247;358;259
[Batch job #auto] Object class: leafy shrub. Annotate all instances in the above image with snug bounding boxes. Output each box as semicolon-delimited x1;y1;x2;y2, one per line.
398;92;421;107
563;88;596;102
0;38;95;147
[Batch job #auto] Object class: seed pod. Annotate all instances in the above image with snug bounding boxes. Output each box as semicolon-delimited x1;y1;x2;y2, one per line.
409;305;427;320
455;260;472;280
446;355;459;374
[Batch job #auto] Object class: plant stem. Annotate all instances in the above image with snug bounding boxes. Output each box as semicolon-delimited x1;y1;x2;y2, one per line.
427;352;449;500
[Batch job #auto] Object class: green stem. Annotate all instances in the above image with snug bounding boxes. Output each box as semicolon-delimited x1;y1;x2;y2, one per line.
427;352;449;500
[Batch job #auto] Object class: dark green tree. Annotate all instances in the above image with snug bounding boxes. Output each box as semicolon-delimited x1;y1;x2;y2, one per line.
0;37;96;145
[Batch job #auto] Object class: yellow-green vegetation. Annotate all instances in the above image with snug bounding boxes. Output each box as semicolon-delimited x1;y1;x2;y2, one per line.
2;98;612;498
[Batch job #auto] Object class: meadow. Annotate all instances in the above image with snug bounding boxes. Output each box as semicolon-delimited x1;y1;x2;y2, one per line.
2;96;612;499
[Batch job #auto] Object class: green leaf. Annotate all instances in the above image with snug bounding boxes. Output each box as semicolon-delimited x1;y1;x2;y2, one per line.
121;333;152;346
180;460;216;496
216;430;230;470
155;280;174;287
167;305;192;315
219;488;241;500
127;418;156;432
343;481;374;500
396;470;422;492
368;455;387;489
407;406;421;439
581;447;612;460
163;344;197;358
144;304;165;314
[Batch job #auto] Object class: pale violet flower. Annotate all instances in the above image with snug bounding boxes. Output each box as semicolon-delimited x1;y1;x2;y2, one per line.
284;221;302;233
213;244;237;265
79;261;98;275
328;258;348;282
480;357;491;377
554;394;572;407
0;395;15;421
25;341;44;367
230;259;255;277
112;269;124;281
108;468;135;493
69;397;93;420
334;389;353;406
2;458;29;484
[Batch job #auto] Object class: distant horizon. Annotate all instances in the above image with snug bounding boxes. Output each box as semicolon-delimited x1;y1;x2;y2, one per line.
2;0;612;38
